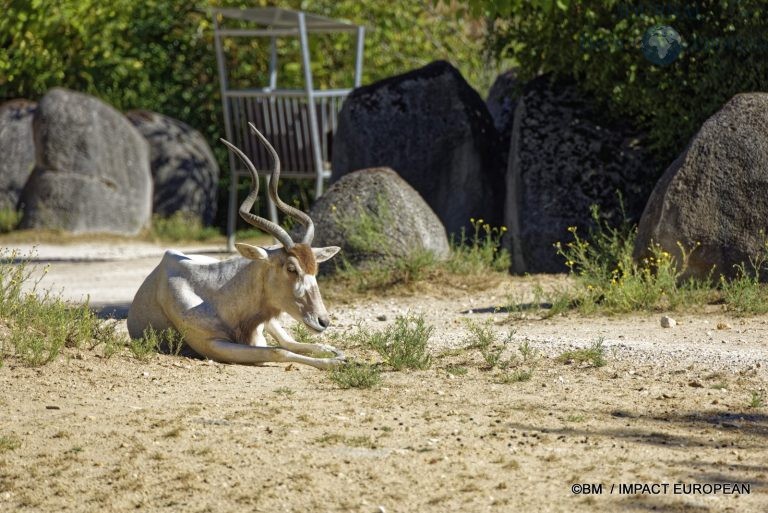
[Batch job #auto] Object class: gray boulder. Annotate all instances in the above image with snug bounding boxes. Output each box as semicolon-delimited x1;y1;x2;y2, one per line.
127;110;219;225
331;60;505;237
298;167;449;269
504;75;656;273
486;69;519;147
0;99;36;211
20;88;151;234
635;93;768;280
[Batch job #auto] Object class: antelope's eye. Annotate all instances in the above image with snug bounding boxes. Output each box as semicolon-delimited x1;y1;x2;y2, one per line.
287;264;297;274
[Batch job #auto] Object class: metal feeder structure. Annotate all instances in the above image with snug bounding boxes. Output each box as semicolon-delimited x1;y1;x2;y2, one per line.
212;7;365;251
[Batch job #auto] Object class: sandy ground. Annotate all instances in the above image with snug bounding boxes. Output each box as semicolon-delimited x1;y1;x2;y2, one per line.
1;243;767;512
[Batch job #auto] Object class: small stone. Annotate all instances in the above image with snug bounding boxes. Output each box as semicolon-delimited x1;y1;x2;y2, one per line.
717;322;731;330
377;314;387;321
688;380;703;388
660;315;676;328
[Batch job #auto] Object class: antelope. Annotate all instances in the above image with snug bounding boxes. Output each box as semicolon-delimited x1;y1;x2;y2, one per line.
126;124;345;369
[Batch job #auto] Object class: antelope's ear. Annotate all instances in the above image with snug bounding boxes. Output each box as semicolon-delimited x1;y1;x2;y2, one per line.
312;246;340;263
235;243;269;261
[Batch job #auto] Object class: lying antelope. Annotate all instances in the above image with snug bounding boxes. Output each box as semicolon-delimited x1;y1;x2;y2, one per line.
127;124;345;369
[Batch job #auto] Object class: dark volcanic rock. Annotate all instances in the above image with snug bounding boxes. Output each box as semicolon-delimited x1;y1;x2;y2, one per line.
127;110;219;225
504;75;657;273
331;60;505;237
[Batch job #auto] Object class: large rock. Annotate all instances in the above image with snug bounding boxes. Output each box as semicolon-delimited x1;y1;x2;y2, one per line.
331;60;505;237
297;167;449;268
505;75;656;273
486;69;519;147
635;93;768;280
0;99;36;210
20;88;151;234
127;110;219;225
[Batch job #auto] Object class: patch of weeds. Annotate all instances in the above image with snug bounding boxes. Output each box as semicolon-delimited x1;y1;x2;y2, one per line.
710;382;728;390
0;208;21;233
328;362;381;389
557;338;607;368
291;323;314;344
747;391;765;409
314;433;376;449
518;340;537;362
720;241;768;315
495;369;532;384
150;212;220;242
445;218;511;274
130;327;184;360
363;314;433;370
463;318;515;370
273;387;295;397
566;414;586;423
0;249;128;366
330;206;510;292
0;435;20;453
445;364;468;376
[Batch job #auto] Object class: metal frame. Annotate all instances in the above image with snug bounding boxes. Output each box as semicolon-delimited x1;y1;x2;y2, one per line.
212;8;365;251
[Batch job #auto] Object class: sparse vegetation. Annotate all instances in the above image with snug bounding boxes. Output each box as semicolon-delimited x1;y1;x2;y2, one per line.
328;362;382;389
747;391;765;409
0;434;21;453
0;249;125;366
362;314;433;371
331;208;510;292
0;208;21;234
445;218;511;275
512;204;768;317
129;327;185;361
463;318;515;370
557;338;608;368
150;212;221;243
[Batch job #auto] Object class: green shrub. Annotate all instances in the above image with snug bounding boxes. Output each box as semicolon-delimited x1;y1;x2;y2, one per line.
446;218;511;274
557;338;607;368
553;204;715;313
361;313;433;370
328;362;382;389
0;208;21;234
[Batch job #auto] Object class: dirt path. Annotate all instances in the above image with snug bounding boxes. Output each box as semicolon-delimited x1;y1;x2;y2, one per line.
2;245;767;512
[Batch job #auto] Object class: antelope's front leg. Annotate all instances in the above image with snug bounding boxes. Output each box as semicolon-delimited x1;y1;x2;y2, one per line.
247;323;268;347
267;319;345;359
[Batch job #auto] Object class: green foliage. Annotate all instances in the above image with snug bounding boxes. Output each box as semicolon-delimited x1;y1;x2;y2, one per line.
0;249;125;366
130;327;185;360
719;241;768;315
333;215;510;292
557;338;607;368
553;205;715;313
328;362;382;389
446;218;511;274
1;1;491;225
150;212;221;242
361;313;433;370
463;318;514;370
459;0;768;165
747;390;765;409
0;435;21;453
0;208;21;234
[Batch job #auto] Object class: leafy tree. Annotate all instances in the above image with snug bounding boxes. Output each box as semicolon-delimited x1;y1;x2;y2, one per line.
452;0;768;164
1;0;490;225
